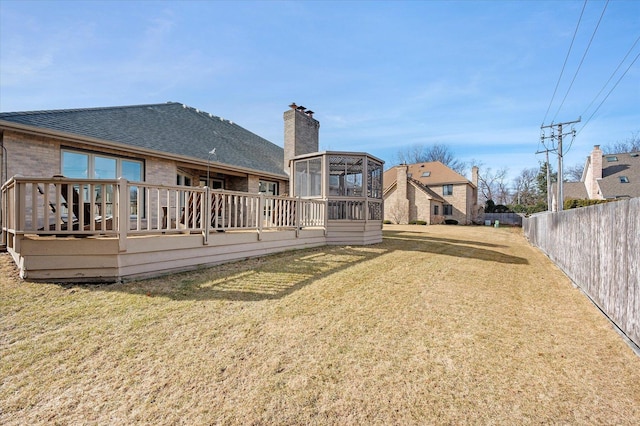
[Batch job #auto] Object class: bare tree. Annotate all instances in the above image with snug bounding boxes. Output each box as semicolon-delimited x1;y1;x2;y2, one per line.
397;143;466;174
477;166;509;205
565;163;584;182
387;198;408;224
512;167;541;205
602;131;640;154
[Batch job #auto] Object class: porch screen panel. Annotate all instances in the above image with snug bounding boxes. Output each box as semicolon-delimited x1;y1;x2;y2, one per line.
309;158;322;197
367;159;383;198
294;161;308;197
294;158;322;197
329;156;363;197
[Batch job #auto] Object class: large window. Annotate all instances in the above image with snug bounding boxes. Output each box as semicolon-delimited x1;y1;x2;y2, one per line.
62;150;143;181
62;150;144;215
443;184;453;196
443;204;453;215
294;158;322;197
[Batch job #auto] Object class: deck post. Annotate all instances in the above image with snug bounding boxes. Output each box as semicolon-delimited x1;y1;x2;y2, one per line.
117;177;128;252
257;193;264;241
203;187;210;245
1;181;6;248
323;199;328;236
295;196;301;237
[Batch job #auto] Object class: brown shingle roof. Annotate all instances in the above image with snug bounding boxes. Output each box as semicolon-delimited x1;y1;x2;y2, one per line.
598;152;640;198
562;182;588;200
384;161;473;191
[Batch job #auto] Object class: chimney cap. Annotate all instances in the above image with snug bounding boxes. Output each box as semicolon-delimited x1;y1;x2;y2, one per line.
296;105;306;111
289;103;297;110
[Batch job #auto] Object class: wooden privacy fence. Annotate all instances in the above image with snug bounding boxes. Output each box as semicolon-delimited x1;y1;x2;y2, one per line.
523;198;639;349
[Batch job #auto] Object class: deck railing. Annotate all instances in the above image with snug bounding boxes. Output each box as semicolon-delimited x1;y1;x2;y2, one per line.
1;177;327;248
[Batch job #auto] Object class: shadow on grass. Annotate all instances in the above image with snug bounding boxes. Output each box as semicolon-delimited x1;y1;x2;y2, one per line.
383;230;528;266
383;230;509;249
97;245;389;302
59;228;528;302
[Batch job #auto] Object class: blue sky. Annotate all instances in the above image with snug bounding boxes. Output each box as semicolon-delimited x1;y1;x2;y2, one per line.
1;0;638;182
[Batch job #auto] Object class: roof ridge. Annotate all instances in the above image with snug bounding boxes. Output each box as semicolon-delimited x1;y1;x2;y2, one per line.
0;102;181;116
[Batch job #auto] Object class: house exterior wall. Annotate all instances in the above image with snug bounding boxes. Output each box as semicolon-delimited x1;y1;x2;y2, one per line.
247;175;260;193
409;183;434;224
4;131;61;179
585;145;603;199
439;182;472;224
146;158;176;186
394;166;410;224
384;187;405;224
466;184;478;224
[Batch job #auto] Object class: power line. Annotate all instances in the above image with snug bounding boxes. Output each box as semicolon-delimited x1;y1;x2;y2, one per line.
579;34;640;121
541;0;587;126
577;50;640;136
552;0;609;122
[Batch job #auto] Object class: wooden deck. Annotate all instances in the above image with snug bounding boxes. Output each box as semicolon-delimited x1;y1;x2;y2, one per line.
2;177;383;282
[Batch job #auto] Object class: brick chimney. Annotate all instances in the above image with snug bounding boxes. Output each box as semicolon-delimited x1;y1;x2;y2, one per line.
395;165;410;224
586;145;603;199
471;165;479;187
284;103;320;175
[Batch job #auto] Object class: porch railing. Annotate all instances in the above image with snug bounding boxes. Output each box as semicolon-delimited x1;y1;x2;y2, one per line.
327;198;383;221
1;177;327;249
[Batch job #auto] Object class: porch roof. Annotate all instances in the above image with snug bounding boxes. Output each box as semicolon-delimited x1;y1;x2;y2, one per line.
0;102;287;178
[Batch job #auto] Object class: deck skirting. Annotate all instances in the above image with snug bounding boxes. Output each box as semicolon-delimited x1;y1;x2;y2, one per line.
10;224;382;283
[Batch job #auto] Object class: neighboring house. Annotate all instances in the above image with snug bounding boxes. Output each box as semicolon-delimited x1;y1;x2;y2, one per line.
553;145;640;209
383;162;479;225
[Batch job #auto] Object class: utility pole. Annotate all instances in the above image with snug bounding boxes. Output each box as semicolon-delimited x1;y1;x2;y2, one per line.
540;118;580;212
546;149;552;209
535;142;554;211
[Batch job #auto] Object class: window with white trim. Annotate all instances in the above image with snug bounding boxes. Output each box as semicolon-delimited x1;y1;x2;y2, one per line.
62;149;144;215
259;180;278;195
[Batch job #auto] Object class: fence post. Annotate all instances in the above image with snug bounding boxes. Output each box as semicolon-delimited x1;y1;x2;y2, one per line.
117;177;128;252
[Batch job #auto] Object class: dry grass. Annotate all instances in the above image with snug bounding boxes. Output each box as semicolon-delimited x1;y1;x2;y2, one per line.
1;225;639;425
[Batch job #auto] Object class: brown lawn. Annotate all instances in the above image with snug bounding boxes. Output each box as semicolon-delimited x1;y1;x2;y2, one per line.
1;225;639;425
